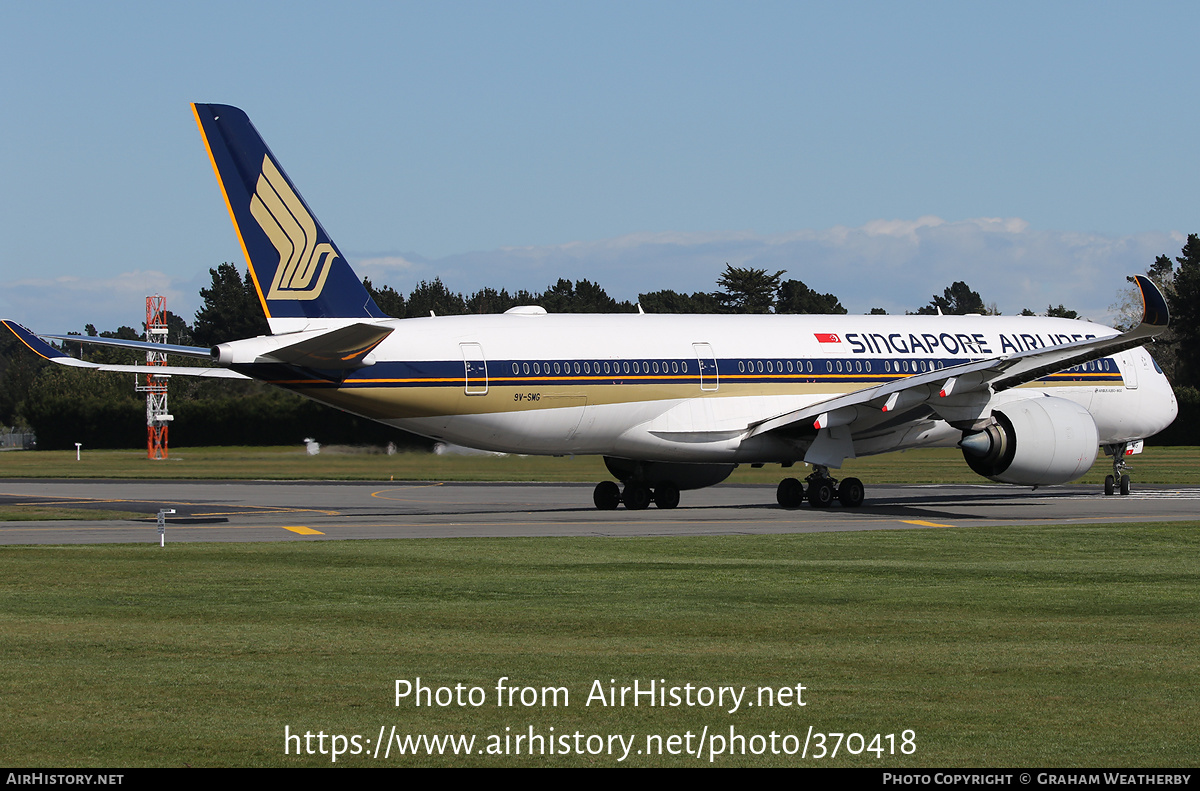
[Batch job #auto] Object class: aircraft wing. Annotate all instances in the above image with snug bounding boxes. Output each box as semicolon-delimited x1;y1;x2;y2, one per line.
2;320;249;379
745;275;1170;441
39;333;214;358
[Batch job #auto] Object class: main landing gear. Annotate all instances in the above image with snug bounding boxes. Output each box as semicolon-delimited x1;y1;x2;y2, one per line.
1103;443;1133;496
776;466;865;509
593;480;680;510
593;459;735;510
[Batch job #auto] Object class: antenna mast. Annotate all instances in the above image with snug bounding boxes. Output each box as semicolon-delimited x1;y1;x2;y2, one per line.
138;295;172;459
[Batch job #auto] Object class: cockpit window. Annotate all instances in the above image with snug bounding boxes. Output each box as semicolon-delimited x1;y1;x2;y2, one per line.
1149;353;1163;374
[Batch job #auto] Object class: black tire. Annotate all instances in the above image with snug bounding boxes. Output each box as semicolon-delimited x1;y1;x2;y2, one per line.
1104;474;1115;496
1120;474;1131;496
808;479;834;508
838;477;865;507
654;483;680;510
593;481;620;510
624;484;652;510
776;477;804;508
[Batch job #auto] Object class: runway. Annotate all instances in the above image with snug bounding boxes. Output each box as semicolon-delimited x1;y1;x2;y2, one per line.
0;479;1197;544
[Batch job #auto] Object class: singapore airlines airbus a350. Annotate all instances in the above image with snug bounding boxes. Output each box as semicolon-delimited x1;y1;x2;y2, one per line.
2;104;1178;509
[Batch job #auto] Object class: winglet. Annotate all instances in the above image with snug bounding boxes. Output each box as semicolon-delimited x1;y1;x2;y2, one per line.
2;320;73;362
1129;275;1169;328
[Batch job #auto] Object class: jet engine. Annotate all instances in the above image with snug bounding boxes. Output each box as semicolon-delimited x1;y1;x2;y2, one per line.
960;397;1099;485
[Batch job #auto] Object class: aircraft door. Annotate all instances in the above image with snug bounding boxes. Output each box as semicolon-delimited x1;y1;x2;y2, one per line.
460;343;488;395
1120;351;1139;390
694;343;719;391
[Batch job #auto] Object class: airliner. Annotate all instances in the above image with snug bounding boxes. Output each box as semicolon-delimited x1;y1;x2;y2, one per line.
2;104;1178;509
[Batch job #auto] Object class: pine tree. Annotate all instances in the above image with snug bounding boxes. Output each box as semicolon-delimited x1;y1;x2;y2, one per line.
193;263;269;346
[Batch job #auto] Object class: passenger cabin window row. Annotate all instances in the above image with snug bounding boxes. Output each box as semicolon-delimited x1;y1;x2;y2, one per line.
501;356;1117;378
510;360;689;376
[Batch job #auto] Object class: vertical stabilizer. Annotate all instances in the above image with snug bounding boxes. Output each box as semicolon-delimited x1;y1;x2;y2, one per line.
192;103;386;334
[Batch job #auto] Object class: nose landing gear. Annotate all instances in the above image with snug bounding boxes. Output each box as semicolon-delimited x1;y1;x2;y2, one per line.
1103;443;1134;496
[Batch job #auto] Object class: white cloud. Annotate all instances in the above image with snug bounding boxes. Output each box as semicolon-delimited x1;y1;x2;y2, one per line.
1;220;1184;332
404;217;1177;322
0;270;192;333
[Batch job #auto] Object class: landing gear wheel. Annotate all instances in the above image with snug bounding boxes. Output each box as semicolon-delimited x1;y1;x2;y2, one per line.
1109;442;1135;498
777;477;804;508
623;484;652;510
654;483;680;509
808;479;835;508
594;481;620;510
838;477;865;507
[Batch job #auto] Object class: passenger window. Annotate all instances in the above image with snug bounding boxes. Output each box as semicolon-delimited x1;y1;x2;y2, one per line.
523;363;530;375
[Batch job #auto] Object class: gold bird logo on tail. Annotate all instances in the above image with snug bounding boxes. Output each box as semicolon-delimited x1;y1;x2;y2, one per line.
249;155;338;301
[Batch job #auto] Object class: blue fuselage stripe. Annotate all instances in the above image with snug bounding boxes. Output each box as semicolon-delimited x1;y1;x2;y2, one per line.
236;356;1125;389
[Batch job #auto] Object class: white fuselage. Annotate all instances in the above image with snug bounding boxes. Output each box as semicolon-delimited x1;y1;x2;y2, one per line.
253;312;1177;465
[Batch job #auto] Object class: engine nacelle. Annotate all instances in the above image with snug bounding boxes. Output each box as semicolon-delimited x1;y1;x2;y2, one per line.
960;397;1099;485
603;457;736;491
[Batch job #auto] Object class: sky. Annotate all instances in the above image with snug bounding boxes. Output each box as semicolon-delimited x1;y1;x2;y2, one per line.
2;1;1198;332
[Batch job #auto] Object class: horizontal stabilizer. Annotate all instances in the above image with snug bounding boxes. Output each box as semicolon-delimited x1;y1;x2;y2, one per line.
210;322;394;370
259;323;393;369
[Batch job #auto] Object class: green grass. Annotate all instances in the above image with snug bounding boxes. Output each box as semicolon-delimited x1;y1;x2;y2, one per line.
0;506;147;521
2;444;1199;485
1;524;1197;767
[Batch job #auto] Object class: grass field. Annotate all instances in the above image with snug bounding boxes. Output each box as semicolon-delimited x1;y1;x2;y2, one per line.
3;444;1200;485
1;524;1197;767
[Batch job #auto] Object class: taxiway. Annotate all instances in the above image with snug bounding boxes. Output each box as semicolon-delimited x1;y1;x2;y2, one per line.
0;479;1196;544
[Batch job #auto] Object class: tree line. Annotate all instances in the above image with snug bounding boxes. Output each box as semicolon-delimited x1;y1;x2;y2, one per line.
3;240;1200;449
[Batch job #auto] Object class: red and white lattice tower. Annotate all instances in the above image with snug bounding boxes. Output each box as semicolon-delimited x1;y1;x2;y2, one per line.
138;296;172;459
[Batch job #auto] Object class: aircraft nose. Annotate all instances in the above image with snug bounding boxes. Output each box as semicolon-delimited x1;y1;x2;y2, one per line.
1149;374;1179;437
